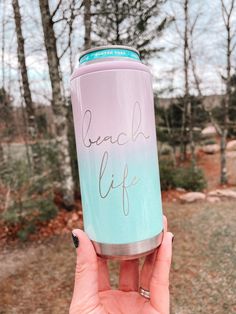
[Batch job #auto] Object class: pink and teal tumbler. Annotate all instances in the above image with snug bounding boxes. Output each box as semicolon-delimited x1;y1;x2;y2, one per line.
70;45;163;259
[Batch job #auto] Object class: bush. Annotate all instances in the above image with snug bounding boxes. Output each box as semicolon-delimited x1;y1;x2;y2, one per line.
159;159;176;190
159;159;207;191
67;101;80;192
0;160;58;240
203;139;216;145
160;146;172;156
173;167;207;191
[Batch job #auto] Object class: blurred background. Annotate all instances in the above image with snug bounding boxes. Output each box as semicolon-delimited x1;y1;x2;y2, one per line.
0;0;236;313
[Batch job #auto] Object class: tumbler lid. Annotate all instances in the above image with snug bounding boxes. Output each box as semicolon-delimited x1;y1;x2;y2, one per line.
79;45;140;65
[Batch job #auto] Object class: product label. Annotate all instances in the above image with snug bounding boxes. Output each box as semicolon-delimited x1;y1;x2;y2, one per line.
80;48;140;64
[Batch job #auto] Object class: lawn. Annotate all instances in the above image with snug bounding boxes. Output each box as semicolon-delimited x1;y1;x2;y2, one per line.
0;200;235;313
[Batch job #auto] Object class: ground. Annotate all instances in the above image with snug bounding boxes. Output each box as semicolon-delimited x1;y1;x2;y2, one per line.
0;151;236;313
168;200;236;314
0;199;235;314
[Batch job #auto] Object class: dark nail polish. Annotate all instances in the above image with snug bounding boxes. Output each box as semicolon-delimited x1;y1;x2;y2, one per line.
72;233;79;248
172;235;175;243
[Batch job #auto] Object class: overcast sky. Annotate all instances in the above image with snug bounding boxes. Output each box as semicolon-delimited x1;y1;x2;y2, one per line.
152;0;236;96
0;0;236;105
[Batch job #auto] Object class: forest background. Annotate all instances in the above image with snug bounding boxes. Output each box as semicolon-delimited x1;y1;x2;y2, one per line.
0;1;236;313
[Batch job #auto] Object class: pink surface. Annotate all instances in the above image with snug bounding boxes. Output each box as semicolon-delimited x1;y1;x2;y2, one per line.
71;66;156;155
71;60;150;81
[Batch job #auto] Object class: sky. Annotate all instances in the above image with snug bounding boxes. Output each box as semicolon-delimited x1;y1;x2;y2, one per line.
152;0;236;96
0;0;236;106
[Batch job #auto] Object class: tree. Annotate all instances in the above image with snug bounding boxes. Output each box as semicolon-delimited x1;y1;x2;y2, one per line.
219;0;235;184
53;0;79;75
182;0;191;163
0;0;6;164
91;0;170;60
229;74;236;135
0;87;13;164
39;0;74;208
188;0;235;184
12;0;34;125
171;0;204;166
12;0;41;173
84;0;92;50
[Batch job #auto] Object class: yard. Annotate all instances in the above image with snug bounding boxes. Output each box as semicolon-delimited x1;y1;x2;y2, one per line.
0;199;235;314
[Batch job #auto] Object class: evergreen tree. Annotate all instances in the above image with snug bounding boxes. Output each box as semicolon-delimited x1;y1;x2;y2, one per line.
91;0;170;60
229;73;236;137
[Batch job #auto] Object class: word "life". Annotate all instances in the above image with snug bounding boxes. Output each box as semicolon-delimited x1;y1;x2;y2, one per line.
98;151;139;216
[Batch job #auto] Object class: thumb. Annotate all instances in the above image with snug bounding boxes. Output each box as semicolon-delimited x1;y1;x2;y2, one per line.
70;229;104;314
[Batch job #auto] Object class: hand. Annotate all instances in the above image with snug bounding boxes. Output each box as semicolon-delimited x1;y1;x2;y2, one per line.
70;217;173;314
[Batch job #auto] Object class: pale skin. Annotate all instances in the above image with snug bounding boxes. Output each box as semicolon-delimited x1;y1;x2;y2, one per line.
70;217;173;314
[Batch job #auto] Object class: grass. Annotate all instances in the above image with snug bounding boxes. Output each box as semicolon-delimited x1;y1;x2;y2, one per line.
0;200;235;313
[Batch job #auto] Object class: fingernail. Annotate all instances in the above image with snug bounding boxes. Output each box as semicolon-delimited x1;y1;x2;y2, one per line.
72;233;79;248
172;234;175;243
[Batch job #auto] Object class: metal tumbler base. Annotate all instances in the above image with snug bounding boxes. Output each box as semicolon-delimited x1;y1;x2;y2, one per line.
92;231;164;260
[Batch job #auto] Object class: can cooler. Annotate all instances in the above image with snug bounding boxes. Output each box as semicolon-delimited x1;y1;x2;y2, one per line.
70;45;163;259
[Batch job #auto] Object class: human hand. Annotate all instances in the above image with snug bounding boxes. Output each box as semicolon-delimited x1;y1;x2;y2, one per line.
70;217;173;314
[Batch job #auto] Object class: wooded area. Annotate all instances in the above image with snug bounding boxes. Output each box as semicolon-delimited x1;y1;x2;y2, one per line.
0;0;236;243
0;0;236;240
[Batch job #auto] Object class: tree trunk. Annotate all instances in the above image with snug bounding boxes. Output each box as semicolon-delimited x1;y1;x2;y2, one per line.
12;0;35;122
220;130;227;184
12;0;41;172
1;0;6;165
164;106;177;166
189;100;196;169
180;0;189;162
183;0;195;167
1;0;5;91
39;0;74;208
84;0;91;50
115;2;120;43
0;144;4;165
180;102;187;161
218;0;235;184
221;97;228;184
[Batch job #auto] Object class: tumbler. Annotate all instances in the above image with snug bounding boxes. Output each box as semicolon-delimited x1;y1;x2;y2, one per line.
70;45;163;259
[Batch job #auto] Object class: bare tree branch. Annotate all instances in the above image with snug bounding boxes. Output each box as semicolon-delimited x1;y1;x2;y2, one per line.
51;0;63;20
59;41;70;59
189;12;201;36
221;0;228;27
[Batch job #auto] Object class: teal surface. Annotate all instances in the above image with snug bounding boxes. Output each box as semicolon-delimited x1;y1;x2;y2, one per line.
78;151;163;244
80;48;140;64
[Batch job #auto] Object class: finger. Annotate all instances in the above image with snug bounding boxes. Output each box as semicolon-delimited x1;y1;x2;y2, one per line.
140;249;157;291
70;229;101;314
150;232;173;314
98;257;111;291
140;215;166;291
163;215;168;233
119;259;139;291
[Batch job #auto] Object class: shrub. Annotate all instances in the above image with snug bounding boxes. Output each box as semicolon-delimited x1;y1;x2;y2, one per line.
203;139;216;145
160;146;172;156
159;159;207;191
173;167;207;191
0;160;57;240
159;159;176;190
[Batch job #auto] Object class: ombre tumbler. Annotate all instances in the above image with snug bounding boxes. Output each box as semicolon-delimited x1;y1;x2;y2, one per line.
70;45;163;259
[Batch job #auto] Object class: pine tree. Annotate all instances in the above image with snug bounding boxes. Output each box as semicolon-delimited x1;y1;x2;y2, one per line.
91;0;170;60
